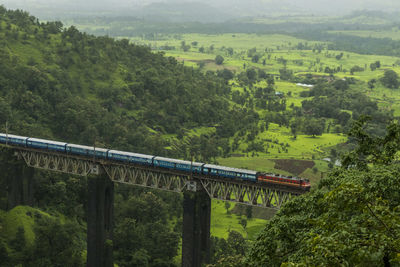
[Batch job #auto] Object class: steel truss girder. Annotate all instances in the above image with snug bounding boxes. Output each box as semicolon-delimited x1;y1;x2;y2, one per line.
16;150;100;176
200;179;300;209
102;164;194;193
12;148;304;208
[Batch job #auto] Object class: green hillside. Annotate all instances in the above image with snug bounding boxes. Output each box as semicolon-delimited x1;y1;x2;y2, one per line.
0;6;246;266
1;5;400;266
0;7;241;154
1;206;48;247
0;206;86;266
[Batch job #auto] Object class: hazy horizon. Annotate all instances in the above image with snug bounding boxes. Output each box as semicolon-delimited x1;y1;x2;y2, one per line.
1;0;400;22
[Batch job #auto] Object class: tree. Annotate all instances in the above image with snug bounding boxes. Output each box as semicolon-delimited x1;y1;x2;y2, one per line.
290;122;298;139
217;69;234;81
247;47;257;58
337;111;351;127
0;237;10;266
341;116;400;170
266;75;275;87
279;68;293;81
9;226;28;264
227;231;246;256
208;255;244;267
114;192;180;266
246;68;257;81
258;69;267;79
335;53;343;60
332;79;349;91
180;40;186;49
239;218;247;237
368;79;377;89
210;231;246;266
251;54;260;63
30;216;85;266
224;201;231;214
245;206;252;219
215;55;224;65
380;69;399;89
350;65;364;74
304;119;324;137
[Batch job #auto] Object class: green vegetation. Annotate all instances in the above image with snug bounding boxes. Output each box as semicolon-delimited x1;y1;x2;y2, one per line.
0;206;85;266
0;7;276;266
1;206;49;247
246;118;400;266
2;4;400;266
0;7;238;266
329;29;400;40
211;201;267;240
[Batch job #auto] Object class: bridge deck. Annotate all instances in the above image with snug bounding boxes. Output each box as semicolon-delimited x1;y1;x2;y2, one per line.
2;144;307;209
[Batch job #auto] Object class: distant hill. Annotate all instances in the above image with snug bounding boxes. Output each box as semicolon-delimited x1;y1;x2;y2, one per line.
133;1;232;22
3;0;400;21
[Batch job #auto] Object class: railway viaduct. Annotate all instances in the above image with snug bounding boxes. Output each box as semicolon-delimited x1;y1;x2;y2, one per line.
3;143;307;267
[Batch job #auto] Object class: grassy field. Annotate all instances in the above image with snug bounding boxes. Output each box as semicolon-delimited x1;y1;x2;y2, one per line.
133;33;400;117
130;33;319;52
211;200;268;240
141;32;400;118
128;33;398;74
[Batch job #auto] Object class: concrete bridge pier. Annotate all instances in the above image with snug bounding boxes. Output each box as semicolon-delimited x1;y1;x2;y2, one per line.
182;189;211;267
7;162;35;210
87;174;114;267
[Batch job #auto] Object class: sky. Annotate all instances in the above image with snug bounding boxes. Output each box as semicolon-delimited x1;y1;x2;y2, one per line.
1;0;400;21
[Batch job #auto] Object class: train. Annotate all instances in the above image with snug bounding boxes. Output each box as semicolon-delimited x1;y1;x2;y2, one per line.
0;133;311;190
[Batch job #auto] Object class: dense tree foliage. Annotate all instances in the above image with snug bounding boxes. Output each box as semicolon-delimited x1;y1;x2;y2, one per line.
114;190;181;266
246;119;400;266
0;7;242;156
299;79;392;134
297;30;400;57
208;230;247;267
380;70;399;89
0;7;237;266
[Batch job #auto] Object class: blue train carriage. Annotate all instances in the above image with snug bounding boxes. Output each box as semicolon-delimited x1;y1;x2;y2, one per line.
26;137;67;152
66;144;108;159
203;164;258;181
0;133;28;147
153;157;204;173
108;150;154;165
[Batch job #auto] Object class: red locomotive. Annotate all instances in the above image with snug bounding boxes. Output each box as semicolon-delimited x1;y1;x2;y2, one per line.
257;173;311;190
